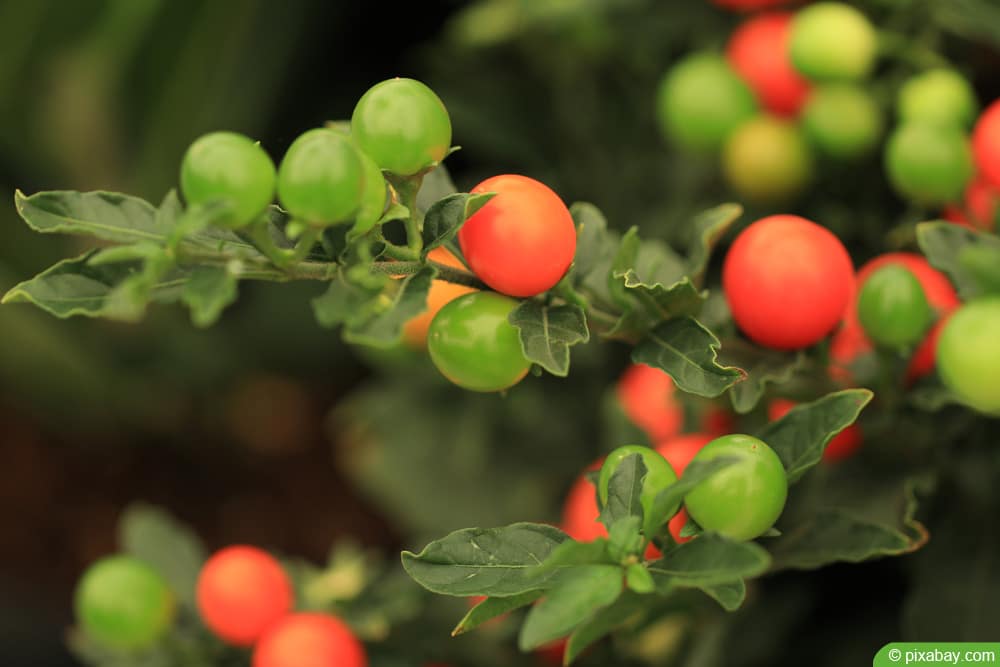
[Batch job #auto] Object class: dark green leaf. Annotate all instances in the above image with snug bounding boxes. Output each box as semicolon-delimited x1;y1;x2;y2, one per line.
535;539;613;577
421;192;495;257
625;562;655;594
14;189;166;244
452;590;544;636
679;516;703;539
416;163;458;213
310;270;385;329
649;533;770;589
518;564;623;651
180;266;239;327
607;516;645;562
686;204;742;285
958;243;1000;296
916;221;1000;299
569;202;610;280
509;301;589;376
757;389;873;483
632;317;746;398
2;251;187;319
699;579;747;611
599;453;646;533
118;503;207;610
401;523;569;597
344;267;435;347
565;592;647;664
719;340;807;414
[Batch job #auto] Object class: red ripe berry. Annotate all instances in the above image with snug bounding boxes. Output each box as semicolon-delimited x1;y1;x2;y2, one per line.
253;613;367;667
616;363;684;442
768;399;861;461
942;176;999;231
196;546;293;647
536;638;569;666
727;13;811;116
723;215;854;350
458;174;576;297
972;100;1000;190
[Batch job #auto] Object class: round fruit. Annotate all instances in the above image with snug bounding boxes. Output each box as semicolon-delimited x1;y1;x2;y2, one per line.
972;100;1000;190
726;13;811;116
180;131;276;228
598;445;679;535
898;69;978;129
427;291;530;392
723;215;854;349
943;176;1000;231
768;399;862;461
402;248;476;348
74;555;175;650
351;78;452;176
684;434;788;541
655;53;757;151
789;3;878;81
723;116;814;201
277;129;365;225
655;433;714;477
616;363;684;443
857;265;933;348
196;545;293;647
802;83;883;159
885;122;974;205
458;174;576;297
253;613;367;667
937;297;1000;414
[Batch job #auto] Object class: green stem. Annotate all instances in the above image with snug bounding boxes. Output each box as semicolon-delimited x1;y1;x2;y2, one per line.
286;227;322;265
387;173;426;255
241;221;294;268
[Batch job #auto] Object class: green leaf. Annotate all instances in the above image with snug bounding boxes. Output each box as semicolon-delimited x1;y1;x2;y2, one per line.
518;564;623;651
180;265;239;327
632;317;746;398
452;590;544;636
421;192;495;257
625;562;655;594
118;503;207;610
569;202;611;281
649;533;770;589
769;475;929;570
401;523;569;597
344;266;435;347
88;242;164;266
719;340;807;414
535;539;613;577
685;203;742;285
2;251;187;319
509;301;590;377
647;457;740;535
565;591;647;664
155;189;184;227
679;516;703;539
14;189;167;244
607;516;645;562
310;270;385;329
757;389;873;483
916;221;1000;299
699;579;747;611
599;453;646;533
103;250;174;322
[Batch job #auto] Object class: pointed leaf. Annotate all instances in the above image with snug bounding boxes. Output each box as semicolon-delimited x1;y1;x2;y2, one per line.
534;540;613;577
569;202;611;281
599;453;646;533
518;564;623;651
699;579;746;611
607;516;645;562
180;265;239;327
565;591;647;664
452;590;544;636
119;503;207;610
509;301;589;377
686;204;742;285
757;389;873;483
421;192;495;257
632;317;746;398
401;523;569;597
719;340;807;414
344;266;435;347
624;563;655;594
917;221;1000;299
649;533;770;589
14;189;166;243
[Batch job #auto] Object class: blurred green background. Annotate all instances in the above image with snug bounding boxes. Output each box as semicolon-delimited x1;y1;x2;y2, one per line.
2;0;999;664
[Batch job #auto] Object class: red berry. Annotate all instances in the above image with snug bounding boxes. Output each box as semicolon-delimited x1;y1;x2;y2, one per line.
727;13;811;116
253;613;367;667
723;215;854;350
197;546;293;647
972;99;1000;190
616;364;684;442
942;176;999;231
